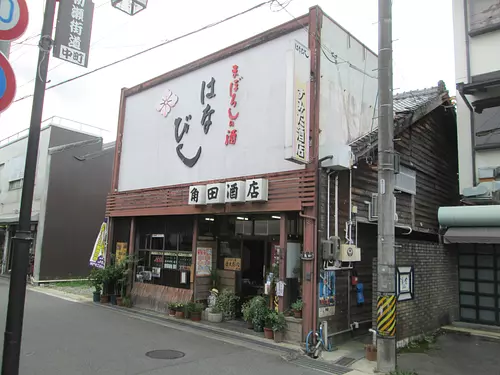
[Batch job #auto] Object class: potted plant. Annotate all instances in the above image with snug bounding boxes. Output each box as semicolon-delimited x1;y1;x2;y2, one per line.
189;302;204;322
264;310;277;339
175;303;185;319
208;305;223;323
241;301;254;329
252;299;268;333
272;312;287;343
168;302;177;316
88;267;104;303
100;266;111;303
291;299;304;319
216;289;240;321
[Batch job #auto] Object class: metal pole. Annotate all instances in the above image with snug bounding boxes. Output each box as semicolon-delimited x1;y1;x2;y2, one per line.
0;41;11;58
1;0;57;373
376;0;396;372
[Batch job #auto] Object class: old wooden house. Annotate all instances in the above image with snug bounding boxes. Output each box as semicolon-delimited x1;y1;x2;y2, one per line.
320;82;460;344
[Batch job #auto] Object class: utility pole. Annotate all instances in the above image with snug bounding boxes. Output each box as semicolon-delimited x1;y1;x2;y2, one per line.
1;0;57;374
376;0;396;373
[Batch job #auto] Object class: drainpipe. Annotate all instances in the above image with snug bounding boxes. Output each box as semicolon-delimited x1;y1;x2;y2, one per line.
463;0;476;185
326;170;337;239
307;155;333;341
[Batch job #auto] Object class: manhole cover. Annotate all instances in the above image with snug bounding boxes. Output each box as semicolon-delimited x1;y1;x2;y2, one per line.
145;350;185;360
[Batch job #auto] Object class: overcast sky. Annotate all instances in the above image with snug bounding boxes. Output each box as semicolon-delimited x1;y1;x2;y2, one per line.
0;0;455;142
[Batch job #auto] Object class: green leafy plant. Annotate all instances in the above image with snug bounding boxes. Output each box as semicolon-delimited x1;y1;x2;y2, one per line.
210;268;219;288
272;312;287;332
241;301;253;322
168;302;178;312
251;296;269;328
291;299;304;311
215;289;240;320
265;310;278;329
211;305;222;314
88;267;104;293
122;296;133;308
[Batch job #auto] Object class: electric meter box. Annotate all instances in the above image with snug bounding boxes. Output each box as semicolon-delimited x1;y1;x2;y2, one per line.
322;236;341;260
340;244;361;262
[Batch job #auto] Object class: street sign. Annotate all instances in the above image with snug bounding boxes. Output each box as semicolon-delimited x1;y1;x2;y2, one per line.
0;52;16;112
53;0;94;68
0;0;29;41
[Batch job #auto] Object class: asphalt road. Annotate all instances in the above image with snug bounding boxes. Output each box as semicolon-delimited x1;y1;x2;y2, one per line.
0;280;322;375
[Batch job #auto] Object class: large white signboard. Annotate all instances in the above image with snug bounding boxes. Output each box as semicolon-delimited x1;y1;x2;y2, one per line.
118;30;307;192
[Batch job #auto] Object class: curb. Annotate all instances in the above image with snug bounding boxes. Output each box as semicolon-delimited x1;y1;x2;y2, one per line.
442;325;500;343
95;303;303;356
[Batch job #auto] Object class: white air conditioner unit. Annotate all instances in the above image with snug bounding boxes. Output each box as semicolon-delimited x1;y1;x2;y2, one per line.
340;244;361;262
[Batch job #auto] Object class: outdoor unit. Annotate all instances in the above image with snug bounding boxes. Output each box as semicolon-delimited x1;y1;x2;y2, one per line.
339;244;361;262
463;181;500;204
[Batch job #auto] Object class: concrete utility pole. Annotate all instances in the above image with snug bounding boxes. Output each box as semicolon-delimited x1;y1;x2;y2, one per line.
1;0;57;374
376;0;396;372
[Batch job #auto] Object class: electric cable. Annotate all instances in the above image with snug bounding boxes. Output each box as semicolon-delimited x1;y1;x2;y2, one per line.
12;0;273;104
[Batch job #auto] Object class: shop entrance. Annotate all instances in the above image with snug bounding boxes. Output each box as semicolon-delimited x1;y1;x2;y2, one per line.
240;239;269;300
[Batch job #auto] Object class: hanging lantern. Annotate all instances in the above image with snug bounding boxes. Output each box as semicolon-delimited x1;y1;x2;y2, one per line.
111;0;148;16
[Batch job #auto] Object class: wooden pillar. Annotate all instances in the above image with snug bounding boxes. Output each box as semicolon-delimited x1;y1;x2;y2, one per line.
127;217;136;295
191;216;198;300
302;210;316;338
278;214;288;312
105;218;114;265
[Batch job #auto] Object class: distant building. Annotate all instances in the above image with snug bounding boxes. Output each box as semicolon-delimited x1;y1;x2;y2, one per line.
0;118;115;283
441;0;500;327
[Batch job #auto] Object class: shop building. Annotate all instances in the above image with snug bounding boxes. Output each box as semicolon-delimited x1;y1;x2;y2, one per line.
106;6;459;343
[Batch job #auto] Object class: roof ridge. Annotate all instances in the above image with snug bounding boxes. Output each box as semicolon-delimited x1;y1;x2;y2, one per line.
393;80;447;100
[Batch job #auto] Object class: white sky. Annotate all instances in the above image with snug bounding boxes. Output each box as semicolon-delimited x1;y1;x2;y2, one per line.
0;0;455;142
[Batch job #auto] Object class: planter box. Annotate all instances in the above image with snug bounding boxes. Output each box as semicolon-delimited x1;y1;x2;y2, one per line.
208;312;223;323
274;331;284;343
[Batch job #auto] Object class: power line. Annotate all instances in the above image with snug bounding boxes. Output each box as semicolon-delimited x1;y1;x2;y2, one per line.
274;1;377;80
13;1;273;104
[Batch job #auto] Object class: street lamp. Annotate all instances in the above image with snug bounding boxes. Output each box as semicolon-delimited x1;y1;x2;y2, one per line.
111;0;147;16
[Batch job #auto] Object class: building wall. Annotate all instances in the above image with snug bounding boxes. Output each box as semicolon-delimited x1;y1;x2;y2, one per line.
0;126;99;222
117;28;308;192
452;0;500;192
351;106;459;234
318;13;378;167
0;127;51;221
36;141;114;281
372;239;459;343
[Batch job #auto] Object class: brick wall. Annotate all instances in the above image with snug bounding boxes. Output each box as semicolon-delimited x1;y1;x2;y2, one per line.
372;239;459;342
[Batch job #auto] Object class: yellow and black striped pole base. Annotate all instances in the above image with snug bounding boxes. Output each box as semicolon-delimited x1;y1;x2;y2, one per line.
376;295;396;337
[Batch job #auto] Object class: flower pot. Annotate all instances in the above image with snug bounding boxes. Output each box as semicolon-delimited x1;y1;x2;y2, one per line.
110;295;117;305
274;331;284;343
293;310;302;319
175;311;185;319
116;296;123;306
169;310;176;317
208;312;223;323
264;327;274;340
93;291;101;303
253;325;263;333
191;311;202;322
100;295;110;304
365;344;377;362
247;321;254;329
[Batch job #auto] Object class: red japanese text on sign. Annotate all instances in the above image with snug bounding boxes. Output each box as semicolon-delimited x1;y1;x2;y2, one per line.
225;65;242;146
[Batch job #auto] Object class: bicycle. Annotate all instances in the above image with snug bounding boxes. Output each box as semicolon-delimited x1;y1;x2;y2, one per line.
305;323;333;358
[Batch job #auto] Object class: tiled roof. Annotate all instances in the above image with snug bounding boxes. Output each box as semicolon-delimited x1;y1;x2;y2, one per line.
350;80;449;157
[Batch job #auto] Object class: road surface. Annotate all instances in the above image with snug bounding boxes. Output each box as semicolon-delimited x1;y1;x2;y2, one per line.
0;279;321;375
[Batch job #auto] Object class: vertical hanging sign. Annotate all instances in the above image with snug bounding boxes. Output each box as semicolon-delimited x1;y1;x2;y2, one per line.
53;0;95;68
284;39;310;164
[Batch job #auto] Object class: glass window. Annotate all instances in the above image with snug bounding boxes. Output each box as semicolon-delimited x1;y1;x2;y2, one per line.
134;216;193;289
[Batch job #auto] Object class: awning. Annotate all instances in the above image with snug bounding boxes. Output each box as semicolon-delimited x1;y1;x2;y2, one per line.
444;227;500;244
